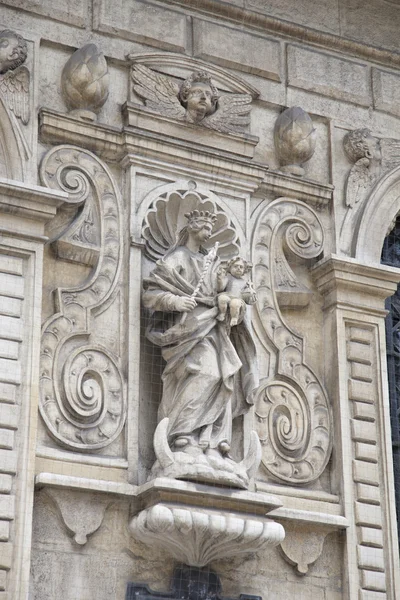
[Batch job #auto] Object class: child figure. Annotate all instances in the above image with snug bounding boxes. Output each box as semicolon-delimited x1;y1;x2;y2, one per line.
217;257;256;327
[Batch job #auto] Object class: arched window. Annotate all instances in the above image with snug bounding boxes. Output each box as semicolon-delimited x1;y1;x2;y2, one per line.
381;216;400;543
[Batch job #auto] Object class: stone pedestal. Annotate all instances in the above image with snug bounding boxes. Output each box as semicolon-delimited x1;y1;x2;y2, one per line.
129;478;285;567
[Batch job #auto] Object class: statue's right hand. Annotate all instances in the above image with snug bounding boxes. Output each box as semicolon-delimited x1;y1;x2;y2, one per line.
174;296;197;312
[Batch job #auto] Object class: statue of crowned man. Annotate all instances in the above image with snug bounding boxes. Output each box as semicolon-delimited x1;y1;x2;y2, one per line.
143;208;260;488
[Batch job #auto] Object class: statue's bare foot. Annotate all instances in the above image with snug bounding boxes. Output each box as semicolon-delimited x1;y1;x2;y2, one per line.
230;318;238;327
216;313;226;322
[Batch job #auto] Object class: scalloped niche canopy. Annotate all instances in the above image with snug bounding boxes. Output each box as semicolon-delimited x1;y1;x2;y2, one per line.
127;52;260;99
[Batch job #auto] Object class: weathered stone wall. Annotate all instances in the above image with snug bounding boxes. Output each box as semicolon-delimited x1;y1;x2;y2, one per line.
0;1;399;599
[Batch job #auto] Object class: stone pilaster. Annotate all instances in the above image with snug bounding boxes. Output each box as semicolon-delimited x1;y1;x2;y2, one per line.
313;255;400;600
0;180;66;600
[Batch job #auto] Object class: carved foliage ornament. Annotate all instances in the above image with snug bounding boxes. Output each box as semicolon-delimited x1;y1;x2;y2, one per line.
252;199;332;484
0;29;30;125
132;64;252;135
39;146;126;451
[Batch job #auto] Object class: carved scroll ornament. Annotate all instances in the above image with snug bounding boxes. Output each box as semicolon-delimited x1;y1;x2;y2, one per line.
252;199;332;484
39;146;126;451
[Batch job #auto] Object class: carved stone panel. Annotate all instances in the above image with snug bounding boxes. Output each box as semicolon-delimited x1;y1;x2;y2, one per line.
38;146;126;452
252;199;333;484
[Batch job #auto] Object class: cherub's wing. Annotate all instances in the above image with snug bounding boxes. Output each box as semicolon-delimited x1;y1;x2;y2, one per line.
202;93;252;134
131;64;185;120
345;158;372;208
0;66;30;125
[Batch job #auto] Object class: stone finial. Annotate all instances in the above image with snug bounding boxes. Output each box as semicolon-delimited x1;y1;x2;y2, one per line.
274;106;316;176
61;43;109;122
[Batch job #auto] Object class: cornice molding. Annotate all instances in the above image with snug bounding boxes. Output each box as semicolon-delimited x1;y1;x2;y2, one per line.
161;0;400;71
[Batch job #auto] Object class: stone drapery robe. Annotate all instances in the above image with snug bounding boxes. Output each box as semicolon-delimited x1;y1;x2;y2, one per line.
143;246;258;449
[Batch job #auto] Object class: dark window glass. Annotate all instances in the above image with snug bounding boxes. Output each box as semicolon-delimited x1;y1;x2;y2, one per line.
381;217;400;543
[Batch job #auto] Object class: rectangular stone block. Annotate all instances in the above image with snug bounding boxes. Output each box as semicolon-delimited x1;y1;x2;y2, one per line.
0;405;19;430
349;379;375;404
359;527;383;548
351;420;377;444
355;442;378;463
340;0;400;53
0;384;17;405
355;501;382;528
353;402;376;422
0;359;21;386
347;341;373;365
0;542;12;570
0;257;23;277
287;45;371;106
0;496;14;521
0;317;22;344
0;451;17;475
351;362;373;383
353;460;379;486
0;476;11;495
0;274;24;300
0;522;9;543
357;545;385;572
94;0;187;52
0;297;21;319
0;341;18;362
373;69;400;118
362;570;387;592
246;0;340;34
0;0;89;27
0;430;13;451
0;568;6;591
357;484;381;505
350;327;374;344
193;20;282;81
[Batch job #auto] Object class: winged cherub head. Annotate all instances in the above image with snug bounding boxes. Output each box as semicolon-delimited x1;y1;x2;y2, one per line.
179;71;219;123
343;128;381;165
0;30;27;74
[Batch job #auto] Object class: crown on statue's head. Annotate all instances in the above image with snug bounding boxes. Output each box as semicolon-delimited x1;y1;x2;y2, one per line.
184;209;217;226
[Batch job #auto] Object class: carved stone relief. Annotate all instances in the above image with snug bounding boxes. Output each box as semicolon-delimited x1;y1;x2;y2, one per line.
274;107;316;177
61;44;109;122
142;187;261;489
340;128;400;255
39;145;126;451
131;64;252;135
0;29;30;125
252;199;332;484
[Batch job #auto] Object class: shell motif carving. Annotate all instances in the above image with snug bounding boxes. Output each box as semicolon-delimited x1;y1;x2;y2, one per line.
142;189;240;262
39;146;126;451
252;199;332;484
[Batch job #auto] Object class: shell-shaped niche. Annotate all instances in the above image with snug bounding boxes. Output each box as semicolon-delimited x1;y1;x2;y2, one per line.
142;190;240;262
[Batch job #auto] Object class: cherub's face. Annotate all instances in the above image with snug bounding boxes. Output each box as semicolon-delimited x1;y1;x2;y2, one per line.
229;260;246;278
364;135;381;162
0;33;19;72
186;82;214;120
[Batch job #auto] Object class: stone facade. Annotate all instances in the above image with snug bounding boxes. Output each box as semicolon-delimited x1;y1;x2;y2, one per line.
0;1;400;599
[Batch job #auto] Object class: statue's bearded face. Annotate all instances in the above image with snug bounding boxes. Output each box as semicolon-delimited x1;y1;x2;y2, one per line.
186;82;214;120
0;33;19;72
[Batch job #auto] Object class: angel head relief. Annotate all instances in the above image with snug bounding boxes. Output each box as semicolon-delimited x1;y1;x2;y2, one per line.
178;71;218;123
132;64;252;134
0;29;30;126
